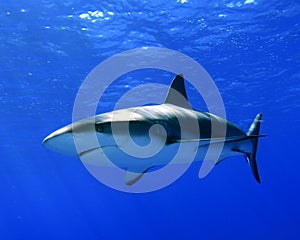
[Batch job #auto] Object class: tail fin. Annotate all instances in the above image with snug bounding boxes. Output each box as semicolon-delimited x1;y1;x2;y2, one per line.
246;113;263;183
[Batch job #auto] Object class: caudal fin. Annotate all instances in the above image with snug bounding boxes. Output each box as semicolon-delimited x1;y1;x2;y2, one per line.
246;113;263;183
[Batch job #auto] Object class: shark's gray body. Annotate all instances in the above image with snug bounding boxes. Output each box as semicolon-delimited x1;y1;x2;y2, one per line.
43;74;264;185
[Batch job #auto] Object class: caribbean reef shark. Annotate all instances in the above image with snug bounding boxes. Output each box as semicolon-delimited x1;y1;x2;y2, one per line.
43;74;265;185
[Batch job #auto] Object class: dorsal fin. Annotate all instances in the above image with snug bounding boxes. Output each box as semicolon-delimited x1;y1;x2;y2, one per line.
164;74;192;109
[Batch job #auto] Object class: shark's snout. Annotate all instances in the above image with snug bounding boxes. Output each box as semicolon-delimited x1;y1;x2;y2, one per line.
42;126;78;157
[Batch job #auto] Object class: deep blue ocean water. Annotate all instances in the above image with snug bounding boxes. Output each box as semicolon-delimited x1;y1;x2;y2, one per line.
1;0;299;239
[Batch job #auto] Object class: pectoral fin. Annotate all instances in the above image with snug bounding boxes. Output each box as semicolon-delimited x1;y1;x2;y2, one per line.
124;166;153;186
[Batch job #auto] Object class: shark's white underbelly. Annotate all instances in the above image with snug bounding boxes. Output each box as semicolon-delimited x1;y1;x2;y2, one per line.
79;138;247;172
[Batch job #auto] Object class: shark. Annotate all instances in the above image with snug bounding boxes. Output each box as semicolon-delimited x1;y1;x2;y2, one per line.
42;74;265;185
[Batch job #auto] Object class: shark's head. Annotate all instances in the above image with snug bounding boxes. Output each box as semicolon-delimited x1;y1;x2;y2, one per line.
42;118;106;157
42;112;159;159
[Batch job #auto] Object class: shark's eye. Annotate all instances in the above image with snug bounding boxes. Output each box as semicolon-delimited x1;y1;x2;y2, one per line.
96;125;103;132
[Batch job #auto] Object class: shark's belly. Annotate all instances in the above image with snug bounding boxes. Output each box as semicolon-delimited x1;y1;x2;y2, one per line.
80;137;252;171
80;141;202;170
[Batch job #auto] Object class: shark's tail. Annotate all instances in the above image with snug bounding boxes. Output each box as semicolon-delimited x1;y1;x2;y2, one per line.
246;113;263;183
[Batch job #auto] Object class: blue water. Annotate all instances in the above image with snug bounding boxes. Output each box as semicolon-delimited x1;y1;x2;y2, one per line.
1;0;299;239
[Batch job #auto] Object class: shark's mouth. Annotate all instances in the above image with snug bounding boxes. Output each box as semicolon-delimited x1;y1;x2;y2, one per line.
77;147;101;157
77;145;117;158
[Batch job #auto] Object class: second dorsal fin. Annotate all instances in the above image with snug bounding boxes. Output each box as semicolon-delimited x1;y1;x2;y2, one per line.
164;74;192;109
